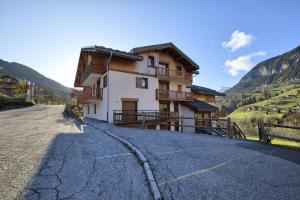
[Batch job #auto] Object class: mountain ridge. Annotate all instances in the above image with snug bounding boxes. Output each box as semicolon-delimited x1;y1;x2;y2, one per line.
0;59;70;103
226;45;300;94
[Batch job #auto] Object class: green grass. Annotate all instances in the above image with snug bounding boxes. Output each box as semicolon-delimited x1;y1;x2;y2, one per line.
230;87;300;122
245;135;300;150
230;110;283;121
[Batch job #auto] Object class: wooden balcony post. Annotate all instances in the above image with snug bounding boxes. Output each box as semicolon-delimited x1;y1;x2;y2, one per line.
258;122;262;142
227;117;232;138
180;114;184;132
142;112;146;129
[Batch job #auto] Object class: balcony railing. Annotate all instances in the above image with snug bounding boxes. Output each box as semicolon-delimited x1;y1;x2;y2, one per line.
113;110;179;125
156;89;193;101
156;67;192;83
77;87;103;104
80;63;106;85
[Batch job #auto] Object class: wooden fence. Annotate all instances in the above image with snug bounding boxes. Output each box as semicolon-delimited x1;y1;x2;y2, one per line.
113;110;246;139
258;122;300;144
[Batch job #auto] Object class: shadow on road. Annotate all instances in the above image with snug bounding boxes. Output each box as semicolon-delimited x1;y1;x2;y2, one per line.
20;115;85;199
20;132;83;200
236;142;300;165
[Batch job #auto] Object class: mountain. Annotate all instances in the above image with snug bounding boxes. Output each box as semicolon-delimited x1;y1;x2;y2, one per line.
226;45;300;94
0;59;70;103
218;86;230;93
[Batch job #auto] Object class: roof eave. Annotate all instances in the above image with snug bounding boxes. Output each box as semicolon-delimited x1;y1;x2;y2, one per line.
132;42;199;70
81;47;143;61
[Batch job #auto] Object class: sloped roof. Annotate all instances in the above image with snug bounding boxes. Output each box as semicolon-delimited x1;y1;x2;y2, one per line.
191;85;225;96
81;45;143;61
131;42;199;71
183;100;218;112
0;75;18;82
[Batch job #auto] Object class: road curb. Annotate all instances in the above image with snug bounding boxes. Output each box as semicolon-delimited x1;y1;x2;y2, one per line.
83;120;162;200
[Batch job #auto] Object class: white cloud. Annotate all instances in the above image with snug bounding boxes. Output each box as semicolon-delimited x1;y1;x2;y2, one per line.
225;51;266;76
222;30;255;52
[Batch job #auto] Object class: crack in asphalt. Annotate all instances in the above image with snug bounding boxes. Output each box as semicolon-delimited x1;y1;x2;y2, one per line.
22;134;76;200
59;159;97;200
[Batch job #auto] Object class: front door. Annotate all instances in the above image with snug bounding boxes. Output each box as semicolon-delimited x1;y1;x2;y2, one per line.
122;101;137;122
159;102;170;130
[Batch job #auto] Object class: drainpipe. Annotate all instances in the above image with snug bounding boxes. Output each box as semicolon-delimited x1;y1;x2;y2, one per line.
106;51;113;122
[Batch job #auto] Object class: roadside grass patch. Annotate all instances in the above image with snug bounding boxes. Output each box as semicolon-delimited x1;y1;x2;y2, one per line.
246;135;300;150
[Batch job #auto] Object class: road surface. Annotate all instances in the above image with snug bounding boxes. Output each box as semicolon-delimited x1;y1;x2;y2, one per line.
86;118;300;200
0;105;150;200
0;105;300;200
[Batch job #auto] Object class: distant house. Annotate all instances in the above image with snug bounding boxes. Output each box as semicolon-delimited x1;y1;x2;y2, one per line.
25;81;35;99
247;105;263;111
0;75;18;97
291;105;300;113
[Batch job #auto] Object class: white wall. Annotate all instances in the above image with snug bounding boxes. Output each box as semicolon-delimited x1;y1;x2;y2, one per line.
107;70;159;122
82;73;108;121
181;104;195;133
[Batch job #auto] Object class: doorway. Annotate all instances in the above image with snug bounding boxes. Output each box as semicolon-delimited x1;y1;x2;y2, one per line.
122;101;137;122
159;102;170;130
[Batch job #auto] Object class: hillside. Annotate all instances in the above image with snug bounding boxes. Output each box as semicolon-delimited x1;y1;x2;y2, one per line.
0;59;70;104
228;86;300;138
226;45;300;94
230;86;300;122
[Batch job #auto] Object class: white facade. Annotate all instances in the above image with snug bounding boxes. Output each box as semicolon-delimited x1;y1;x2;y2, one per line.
82;68;195;127
107;70;159;122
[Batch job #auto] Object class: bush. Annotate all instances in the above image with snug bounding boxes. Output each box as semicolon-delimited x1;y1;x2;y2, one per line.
0;96;34;110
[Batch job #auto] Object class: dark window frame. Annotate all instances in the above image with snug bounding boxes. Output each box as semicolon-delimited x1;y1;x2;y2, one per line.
136;77;148;89
103;75;107;88
147;56;155;67
94;104;96;114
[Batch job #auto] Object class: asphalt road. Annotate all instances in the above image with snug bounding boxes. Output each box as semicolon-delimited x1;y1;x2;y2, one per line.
1;105;300;200
86;118;300;200
0;105;150;200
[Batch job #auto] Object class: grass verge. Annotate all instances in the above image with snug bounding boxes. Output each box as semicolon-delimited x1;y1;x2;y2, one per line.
246;135;300;150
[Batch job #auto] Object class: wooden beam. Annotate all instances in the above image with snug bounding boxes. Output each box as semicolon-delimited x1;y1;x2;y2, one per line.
175;56;183;61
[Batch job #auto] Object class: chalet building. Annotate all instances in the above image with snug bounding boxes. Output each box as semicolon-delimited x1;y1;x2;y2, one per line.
186;85;225;119
74;43;204;131
0;75;18;97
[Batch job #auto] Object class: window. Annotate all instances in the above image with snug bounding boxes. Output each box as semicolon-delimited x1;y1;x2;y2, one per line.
136;77;148;89
94;104;96;114
177;85;182;92
159;62;169;76
148;56;155;67
159;81;169;90
103;75;107;88
87;105;90;114
87;55;92;65
177;66;182;76
159;102;170;112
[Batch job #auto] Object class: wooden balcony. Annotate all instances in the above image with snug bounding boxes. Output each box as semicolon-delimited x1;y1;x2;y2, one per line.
156;89;193;101
156;67;192;83
80;63;106;86
77;87;103;104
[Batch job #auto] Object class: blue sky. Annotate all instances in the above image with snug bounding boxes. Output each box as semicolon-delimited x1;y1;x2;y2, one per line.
1;0;300;90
